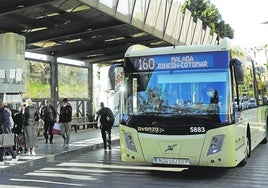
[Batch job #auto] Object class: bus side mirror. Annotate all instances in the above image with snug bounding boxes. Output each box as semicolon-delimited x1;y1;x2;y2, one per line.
108;64;124;90
232;58;244;85
108;69;115;90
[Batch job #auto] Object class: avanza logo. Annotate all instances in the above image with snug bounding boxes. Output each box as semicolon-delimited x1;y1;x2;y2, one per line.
137;127;164;134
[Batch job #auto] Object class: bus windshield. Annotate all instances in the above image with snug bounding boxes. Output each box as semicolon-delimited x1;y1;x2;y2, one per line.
122;69;228;124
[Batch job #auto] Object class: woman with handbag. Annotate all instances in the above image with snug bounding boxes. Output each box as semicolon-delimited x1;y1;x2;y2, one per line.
0;101;18;165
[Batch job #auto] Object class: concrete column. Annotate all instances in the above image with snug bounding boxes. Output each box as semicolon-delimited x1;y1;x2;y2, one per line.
0;33;26;103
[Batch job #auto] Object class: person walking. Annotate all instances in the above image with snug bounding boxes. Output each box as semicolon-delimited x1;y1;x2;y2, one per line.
59;98;72;149
0;101;18;165
40;99;57;144
95;102;114;150
23;98;39;155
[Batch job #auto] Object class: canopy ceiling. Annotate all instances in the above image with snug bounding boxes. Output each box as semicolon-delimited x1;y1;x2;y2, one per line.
0;0;171;64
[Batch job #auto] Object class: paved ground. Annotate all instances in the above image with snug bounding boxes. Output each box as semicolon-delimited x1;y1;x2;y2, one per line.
0;126;119;173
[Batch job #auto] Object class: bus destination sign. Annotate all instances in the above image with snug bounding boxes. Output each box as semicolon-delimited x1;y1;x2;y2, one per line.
133;53;214;72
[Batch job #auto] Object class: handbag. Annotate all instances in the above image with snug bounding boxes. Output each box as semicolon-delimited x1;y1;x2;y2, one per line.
52;122;61;134
0;126;15;147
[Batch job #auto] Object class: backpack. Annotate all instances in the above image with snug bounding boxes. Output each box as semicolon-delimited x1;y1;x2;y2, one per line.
99;107;114;128
4;107;14;129
13;112;23;134
106;107;114;123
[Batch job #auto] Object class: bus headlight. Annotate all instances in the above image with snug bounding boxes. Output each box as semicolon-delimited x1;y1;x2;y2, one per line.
207;135;224;155
124;132;137;152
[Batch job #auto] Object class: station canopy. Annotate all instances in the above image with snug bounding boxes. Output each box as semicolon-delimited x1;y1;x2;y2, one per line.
0;0;217;65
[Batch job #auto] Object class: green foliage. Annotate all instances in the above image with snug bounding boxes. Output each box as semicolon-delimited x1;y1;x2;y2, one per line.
58;84;88;98
24;59;88;99
58;64;88;98
23;83;50;99
181;0;234;40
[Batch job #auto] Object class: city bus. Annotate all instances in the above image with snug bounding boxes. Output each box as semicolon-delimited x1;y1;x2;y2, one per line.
116;38;268;167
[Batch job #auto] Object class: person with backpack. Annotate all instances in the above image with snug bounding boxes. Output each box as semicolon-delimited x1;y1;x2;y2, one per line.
2;103;14;130
0;101;18;165
95;102;114;150
59;98;72;149
40;99;57;144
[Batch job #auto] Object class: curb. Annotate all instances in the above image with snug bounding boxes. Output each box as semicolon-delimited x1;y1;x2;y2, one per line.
0;138;120;173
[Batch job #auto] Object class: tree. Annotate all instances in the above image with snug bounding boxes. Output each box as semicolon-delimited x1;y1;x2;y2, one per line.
181;0;234;40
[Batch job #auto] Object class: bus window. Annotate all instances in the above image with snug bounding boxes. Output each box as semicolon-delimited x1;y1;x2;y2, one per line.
232;58;244;85
123;70;228;123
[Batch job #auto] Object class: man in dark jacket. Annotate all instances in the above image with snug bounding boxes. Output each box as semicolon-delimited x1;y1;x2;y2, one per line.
40;99;57;144
59;98;72;149
95;102;114;150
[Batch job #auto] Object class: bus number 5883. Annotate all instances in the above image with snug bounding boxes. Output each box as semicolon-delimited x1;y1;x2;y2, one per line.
190;127;206;133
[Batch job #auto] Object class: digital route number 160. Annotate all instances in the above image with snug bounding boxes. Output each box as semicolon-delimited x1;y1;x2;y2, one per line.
137;58;155;71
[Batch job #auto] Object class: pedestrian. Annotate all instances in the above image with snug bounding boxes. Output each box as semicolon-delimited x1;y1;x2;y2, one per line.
40;99;57;144
13;104;26;154
23;98;39;155
13;104;25;135
0;101;18;165
2;102;14;130
59;98;72;149
95;102;114;150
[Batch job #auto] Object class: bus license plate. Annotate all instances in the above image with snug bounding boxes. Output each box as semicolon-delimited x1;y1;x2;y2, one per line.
153;157;190;165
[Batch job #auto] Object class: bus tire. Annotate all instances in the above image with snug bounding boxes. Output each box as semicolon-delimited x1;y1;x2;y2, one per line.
246;130;251;158
238;136;250;167
261;119;268;144
238;156;247;167
261;138;268;144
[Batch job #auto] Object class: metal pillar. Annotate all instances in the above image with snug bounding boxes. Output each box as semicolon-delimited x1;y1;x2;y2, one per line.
50;56;58;108
87;63;93;116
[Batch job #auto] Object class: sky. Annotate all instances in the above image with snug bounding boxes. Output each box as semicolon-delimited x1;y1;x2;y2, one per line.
209;0;268;48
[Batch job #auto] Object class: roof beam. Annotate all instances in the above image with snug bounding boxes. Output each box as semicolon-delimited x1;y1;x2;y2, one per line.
27;34;159;57
0;0;59;16
26;19;122;44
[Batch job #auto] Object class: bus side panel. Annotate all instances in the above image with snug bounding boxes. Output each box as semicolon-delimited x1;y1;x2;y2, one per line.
246;107;267;150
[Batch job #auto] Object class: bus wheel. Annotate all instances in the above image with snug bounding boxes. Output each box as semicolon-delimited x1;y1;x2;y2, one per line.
246;136;251;157
238;156;247;167
238;136;250;167
261;137;268;144
261;122;268;144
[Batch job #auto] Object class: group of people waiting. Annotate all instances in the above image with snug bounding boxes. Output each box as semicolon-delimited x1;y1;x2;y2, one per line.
0;98;72;165
0;98;114;166
0;98;39;165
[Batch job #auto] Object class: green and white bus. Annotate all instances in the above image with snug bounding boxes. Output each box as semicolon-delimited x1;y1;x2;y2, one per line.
117;38;268;167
